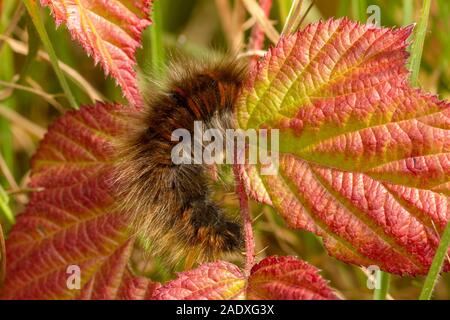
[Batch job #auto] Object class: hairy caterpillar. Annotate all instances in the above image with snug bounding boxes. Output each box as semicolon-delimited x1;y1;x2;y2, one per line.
116;57;247;266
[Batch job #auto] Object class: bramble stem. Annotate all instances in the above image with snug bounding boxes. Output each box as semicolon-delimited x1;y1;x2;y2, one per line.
233;164;255;275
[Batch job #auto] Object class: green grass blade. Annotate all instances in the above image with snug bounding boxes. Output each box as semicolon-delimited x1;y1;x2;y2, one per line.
0;1;19;185
23;0;78;109
278;0;293;26
419;222;450;300
150;0;165;76
409;0;431;87
352;0;367;22
337;0;350;18
403;0;414;26
373;271;391;300
0;46;15;178
0;184;14;225
18;18;40;82
281;0;303;36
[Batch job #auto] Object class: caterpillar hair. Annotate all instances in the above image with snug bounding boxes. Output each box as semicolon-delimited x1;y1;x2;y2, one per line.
115;56;248;267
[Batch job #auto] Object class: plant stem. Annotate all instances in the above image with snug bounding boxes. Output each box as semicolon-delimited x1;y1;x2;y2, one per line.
373;271;391;300
233;164;255;275
22;0;78;109
403;0;414;26
0;184;14;225
352;0;367;22
277;0;292;26
419;222;450;300
409;0;431;87
280;0;302;36
150;0;165;77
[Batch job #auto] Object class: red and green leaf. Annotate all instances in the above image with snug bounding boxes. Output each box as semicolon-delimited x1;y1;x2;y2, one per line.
247;256;339;300
236;18;450;275
40;0;152;107
154;256;337;300
0;103;159;299
153;261;246;300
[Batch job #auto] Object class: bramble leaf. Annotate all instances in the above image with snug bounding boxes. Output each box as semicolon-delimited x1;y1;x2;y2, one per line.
236;18;450;275
40;0;152;106
153;261;246;300
247;256;339;300
1;103;159;299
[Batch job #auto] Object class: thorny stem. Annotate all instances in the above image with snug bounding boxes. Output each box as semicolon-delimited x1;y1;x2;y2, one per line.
233;164;255;276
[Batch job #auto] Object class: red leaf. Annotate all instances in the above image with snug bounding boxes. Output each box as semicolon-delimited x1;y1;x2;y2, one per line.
40;0;152;106
247;256;339;300
236;18;450;275
153;261;246;300
1;103;158;299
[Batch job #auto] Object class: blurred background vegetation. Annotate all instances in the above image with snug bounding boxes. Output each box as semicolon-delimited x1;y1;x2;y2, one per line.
0;0;449;299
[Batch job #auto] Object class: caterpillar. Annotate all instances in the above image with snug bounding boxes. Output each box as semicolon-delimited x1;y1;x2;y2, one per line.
115;57;247;267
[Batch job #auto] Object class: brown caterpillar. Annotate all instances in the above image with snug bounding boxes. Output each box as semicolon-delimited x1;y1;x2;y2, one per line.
115;57;247;266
